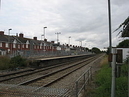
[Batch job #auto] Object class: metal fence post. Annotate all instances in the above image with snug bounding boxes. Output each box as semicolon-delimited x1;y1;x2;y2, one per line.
88;70;90;84
90;66;92;80
84;74;86;90
76;81;78;97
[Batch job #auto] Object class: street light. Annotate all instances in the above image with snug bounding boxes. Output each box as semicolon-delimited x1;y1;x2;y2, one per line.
80;41;82;47
43;27;47;54
8;29;12;35
8;28;12;54
41;34;44;40
68;36;71;45
43;27;47;40
55;32;61;43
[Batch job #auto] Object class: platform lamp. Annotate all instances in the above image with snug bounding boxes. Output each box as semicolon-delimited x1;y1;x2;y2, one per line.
68;36;71;46
43;27;47;55
43;27;47;40
8;29;12;53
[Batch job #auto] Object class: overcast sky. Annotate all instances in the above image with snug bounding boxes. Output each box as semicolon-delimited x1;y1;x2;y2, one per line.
0;0;129;50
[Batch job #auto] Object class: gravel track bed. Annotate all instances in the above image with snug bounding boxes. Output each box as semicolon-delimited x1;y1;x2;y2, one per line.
1;59;87;85
27;57;95;87
0;54;104;97
49;54;104;96
28;60;88;86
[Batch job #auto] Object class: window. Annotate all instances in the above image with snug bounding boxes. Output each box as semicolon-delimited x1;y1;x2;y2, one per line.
40;46;42;49
18;45;20;49
40;43;42;49
26;40;29;49
34;45;36;49
26;44;28;48
5;43;9;48
0;42;2;47
13;43;16;48
22;44;24;48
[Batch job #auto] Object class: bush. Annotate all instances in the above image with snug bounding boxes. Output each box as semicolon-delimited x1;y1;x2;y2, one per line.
0;56;10;70
10;55;27;68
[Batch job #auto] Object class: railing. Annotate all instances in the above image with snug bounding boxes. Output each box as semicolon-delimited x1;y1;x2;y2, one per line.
8;50;92;58
75;66;92;97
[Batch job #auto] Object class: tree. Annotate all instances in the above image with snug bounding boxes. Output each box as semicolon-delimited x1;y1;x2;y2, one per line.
91;47;101;54
117;39;129;48
114;16;129;37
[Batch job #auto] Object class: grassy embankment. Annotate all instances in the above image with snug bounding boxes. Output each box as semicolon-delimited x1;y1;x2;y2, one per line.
0;55;28;70
86;55;127;97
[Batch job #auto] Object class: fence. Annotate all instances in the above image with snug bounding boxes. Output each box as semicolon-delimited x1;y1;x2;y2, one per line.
8;50;92;58
75;66;92;97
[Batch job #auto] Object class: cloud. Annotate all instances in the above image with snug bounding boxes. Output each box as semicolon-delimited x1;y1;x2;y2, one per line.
0;0;129;50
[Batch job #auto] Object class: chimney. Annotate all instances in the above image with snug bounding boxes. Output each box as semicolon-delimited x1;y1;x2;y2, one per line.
51;41;54;43
33;37;37;40
19;33;24;38
44;39;47;42
0;31;4;35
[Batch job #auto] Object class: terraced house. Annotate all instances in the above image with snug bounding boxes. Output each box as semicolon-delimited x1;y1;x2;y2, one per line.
0;31;58;56
0;31;88;57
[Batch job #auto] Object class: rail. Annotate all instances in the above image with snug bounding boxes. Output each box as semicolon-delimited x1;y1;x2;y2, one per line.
75;66;92;97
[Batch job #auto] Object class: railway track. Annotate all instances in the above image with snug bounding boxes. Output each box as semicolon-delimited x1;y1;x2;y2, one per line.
0;55;93;85
0;54;104;97
17;55;98;88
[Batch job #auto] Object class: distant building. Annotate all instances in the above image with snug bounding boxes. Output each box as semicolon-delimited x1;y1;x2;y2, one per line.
0;31;89;57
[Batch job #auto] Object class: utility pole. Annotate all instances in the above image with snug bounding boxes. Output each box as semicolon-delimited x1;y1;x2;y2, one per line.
108;0;112;60
111;48;116;97
55;32;61;43
0;0;1;10
108;0;115;96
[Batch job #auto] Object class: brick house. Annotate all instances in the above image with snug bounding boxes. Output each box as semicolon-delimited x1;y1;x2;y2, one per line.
0;31;88;57
0;31;57;56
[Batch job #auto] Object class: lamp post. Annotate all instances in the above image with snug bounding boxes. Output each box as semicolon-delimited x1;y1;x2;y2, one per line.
68;36;71;45
41;34;43;40
43;27;47;40
8;29;12;36
43;27;47;55
55;32;61;43
80;41;82;47
8;29;12;54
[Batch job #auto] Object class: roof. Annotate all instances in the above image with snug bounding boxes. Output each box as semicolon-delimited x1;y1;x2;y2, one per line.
0;35;8;42
0;34;55;46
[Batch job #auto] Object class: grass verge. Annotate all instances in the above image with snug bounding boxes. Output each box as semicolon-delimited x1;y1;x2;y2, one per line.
86;56;127;97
